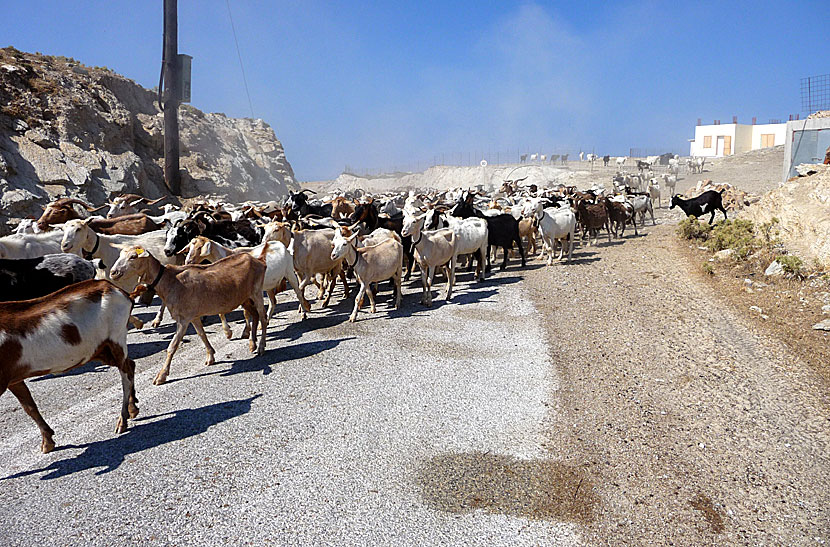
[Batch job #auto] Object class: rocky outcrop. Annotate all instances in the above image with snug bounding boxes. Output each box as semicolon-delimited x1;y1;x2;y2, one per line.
741;166;830;267
0;47;297;229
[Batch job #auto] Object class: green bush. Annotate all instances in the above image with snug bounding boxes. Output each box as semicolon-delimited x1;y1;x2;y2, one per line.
677;217;712;241
705;219;757;258
776;255;804;276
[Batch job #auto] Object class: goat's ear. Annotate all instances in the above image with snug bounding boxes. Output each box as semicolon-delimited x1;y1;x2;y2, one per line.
201;240;212;256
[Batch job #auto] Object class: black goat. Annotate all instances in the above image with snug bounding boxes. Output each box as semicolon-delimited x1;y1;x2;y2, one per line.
163;213;262;256
450;193;525;271
0;254;95;302
288;189;333;218
670;189;727;225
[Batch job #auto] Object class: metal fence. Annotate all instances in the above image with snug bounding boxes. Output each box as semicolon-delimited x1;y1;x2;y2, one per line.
801;74;830;114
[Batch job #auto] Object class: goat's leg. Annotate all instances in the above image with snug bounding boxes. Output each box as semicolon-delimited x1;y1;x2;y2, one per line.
240;308;252;339
219;314;233;339
366;279;378;314
445;256;456;301
339;269;351;298
150;304;166;329
288;269;311;312
191;318;216;366
516;236;526;267
8;381;55;453
393;266;403;309
115;358;137;434
420;264;432;306
321;270;338;307
349;282;367;322
252;295;267;355
297;274;310;316
266;289;277;322
485;245;493;273
156;321;188;385
128;314;144;330
125;358;139;418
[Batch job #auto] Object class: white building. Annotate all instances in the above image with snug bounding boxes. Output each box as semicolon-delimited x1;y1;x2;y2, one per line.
688;121;786;157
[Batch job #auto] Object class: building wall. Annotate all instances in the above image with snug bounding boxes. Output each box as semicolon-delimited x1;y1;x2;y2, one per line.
691;124;738;157
751;123;786;150
783;118;830;180
735;124;754;154
690;122;787;157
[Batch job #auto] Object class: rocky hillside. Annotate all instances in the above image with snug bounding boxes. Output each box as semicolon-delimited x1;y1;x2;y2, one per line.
0;47;297;227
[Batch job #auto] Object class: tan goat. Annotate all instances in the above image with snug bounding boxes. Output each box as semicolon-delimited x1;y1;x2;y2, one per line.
184;236;310;337
331;227;403;322
111;246;268;385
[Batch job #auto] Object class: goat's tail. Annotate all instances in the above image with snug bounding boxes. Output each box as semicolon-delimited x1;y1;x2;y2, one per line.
257;241;270;262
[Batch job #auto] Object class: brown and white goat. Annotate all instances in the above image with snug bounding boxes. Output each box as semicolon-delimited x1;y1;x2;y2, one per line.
36;198;105;231
0;280;138;453
111;246;268;385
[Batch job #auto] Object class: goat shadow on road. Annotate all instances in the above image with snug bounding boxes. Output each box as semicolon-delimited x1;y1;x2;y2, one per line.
166;337;355;383
1;395;262;481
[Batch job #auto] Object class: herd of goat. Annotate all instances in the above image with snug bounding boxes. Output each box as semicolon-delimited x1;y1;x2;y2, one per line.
520;151;707;175
0;170;729;455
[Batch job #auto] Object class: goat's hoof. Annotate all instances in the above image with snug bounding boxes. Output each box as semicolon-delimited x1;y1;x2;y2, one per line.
257;345;265;356
205;357;216;367
249;341;256;353
150;320;160;329
115;417;128;435
224;330;233;340
153;374;167;386
41;437;55;454
129;405;140;419
348;315;357;322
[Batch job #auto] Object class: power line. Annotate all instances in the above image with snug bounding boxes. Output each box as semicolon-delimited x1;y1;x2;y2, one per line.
225;0;255;118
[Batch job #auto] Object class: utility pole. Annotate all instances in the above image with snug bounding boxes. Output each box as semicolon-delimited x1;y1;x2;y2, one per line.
163;0;181;195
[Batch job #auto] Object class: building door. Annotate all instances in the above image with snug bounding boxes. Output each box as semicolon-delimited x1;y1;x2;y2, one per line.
716;136;725;156
761;133;775;147
723;135;732;155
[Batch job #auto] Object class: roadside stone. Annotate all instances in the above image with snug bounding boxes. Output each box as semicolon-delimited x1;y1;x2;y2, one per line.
812;319;830;331
715;249;735;261
765;261;785;277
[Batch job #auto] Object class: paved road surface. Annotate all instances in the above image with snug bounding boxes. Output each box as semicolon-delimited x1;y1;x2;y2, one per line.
0;267;580;545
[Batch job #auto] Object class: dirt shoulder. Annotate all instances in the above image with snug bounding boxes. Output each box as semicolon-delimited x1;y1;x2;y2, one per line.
524;223;830;544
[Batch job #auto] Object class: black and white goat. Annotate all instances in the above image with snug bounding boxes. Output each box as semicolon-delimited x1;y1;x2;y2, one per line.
669;189;727;224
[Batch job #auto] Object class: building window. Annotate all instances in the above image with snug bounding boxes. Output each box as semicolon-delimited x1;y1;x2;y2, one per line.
703;136;712;148
761;134;775;148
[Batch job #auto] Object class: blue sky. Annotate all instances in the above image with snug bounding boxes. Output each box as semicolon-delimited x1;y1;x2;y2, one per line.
4;1;828;180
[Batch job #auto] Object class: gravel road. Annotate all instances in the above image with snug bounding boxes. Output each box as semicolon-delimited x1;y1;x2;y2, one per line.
0;267;582;545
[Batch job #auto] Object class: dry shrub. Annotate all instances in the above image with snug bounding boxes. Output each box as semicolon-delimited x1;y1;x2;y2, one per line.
677;217;712;241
